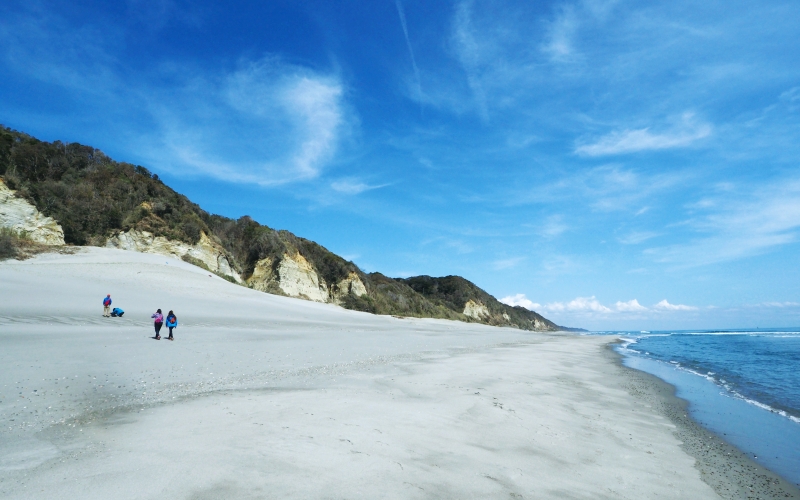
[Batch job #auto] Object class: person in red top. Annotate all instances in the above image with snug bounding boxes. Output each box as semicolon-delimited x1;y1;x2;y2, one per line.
103;295;112;317
151;309;164;340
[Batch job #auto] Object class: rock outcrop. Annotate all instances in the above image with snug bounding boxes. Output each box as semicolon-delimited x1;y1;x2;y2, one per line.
106;229;241;282
247;253;367;304
331;272;368;303
0;179;65;245
275;252;329;302
463;299;490;319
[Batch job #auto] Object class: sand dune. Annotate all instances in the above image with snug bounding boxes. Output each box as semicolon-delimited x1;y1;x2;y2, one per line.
0;248;787;498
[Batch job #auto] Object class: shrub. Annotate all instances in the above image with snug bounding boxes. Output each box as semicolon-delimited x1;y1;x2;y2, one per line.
0;228;18;259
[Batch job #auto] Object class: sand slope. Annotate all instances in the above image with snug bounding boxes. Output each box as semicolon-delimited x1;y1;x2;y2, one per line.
1;248;723;499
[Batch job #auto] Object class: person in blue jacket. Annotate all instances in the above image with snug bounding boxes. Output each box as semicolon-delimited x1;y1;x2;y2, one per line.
102;294;112;317
110;307;124;317
165;310;178;341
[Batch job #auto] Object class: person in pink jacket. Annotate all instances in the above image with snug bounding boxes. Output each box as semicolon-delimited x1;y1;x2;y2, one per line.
151;309;164;340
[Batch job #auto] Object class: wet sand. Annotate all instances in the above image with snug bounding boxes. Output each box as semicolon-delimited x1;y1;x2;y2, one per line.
1;248;797;499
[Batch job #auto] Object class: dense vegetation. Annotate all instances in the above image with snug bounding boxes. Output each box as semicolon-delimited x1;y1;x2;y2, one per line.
0;127;209;247
0;125;565;330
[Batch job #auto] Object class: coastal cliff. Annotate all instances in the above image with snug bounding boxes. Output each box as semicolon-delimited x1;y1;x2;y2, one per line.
0;178;64;245
0;125;565;331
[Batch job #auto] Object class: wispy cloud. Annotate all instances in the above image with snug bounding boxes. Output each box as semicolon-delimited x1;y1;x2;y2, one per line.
749;301;800;308
0;7;351;187
518;164;686;213
395;0;422;105
539;215;568;238
576;112;712;156
492;256;525;270
450;0;491;120
330;179;388;195
541;4;578;61
647;179;800;266
619;231;659;245
158;57;349;185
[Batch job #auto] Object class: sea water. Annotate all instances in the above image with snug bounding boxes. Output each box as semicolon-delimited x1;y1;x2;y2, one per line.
599;329;800;486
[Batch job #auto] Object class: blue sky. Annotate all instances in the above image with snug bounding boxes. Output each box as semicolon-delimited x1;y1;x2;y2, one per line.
2;0;799;330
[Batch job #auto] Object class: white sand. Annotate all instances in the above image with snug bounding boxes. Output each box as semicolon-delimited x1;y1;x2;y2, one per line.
0;248;723;499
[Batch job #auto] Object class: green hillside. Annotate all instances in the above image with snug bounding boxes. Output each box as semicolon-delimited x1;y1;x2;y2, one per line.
0;125;569;331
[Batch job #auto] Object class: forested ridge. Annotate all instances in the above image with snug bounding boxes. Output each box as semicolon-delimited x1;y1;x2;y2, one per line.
0;125;566;331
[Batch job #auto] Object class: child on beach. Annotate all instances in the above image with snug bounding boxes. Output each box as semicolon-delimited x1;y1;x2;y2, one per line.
110;307;124;317
102;294;112;317
166;311;178;341
151;309;164;340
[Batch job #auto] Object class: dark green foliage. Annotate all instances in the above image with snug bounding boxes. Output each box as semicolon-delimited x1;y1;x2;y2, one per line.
361;273;462;320
0;230;17;259
398;275;559;330
0;126;211;245
181;254;211;271
340;292;378;314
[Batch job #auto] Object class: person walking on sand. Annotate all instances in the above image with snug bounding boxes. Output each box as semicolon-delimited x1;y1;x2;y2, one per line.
165;310;178;341
151;309;164;340
103;294;112;317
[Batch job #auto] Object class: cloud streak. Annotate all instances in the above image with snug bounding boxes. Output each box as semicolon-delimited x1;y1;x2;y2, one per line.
395;0;422;105
576;113;712;156
330;179;388;195
647;179;800;267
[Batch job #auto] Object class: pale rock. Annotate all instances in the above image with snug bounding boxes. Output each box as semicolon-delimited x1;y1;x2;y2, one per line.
248;255;367;304
277;253;328;302
106;229;241;282
248;257;276;292
502;312;511;321
331;272;368;304
463;299;490;319
0;179;65;245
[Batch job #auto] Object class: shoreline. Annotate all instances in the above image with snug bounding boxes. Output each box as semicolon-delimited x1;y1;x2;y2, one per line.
607;342;800;499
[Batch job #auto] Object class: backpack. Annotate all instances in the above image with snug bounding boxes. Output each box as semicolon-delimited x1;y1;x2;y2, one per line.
103;297;111;306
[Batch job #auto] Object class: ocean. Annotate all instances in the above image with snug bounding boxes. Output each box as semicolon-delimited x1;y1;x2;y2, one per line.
599;329;800;487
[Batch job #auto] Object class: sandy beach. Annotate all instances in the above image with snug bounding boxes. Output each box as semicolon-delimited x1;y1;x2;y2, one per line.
1;248;797;499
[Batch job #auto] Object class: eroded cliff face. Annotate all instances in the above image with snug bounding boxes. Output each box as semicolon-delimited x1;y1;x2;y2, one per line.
331;272;368;303
105;229;241;282
463;299;490;320
276;253;329;302
246;253;367;304
0;179;65;245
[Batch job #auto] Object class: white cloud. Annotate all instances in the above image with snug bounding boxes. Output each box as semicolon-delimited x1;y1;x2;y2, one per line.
541;5;578;61
500;293;542;310
162;57;348;185
653;299;698;311
615;299;648;312
331;179;388;195
647;179;800;266
576;113;712;156
544;296;612;313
